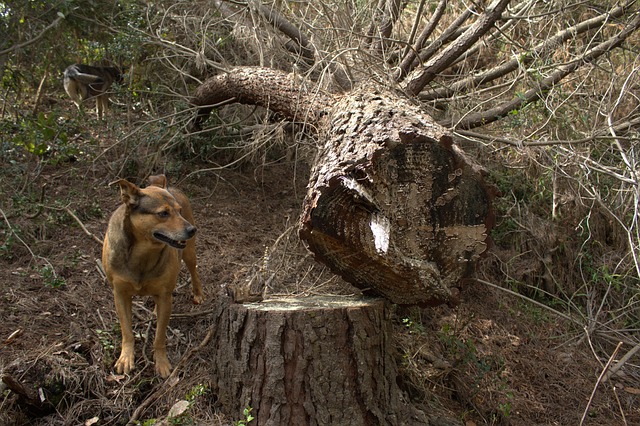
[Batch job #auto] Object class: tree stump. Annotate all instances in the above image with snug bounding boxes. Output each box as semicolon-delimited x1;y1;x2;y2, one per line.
208;295;426;425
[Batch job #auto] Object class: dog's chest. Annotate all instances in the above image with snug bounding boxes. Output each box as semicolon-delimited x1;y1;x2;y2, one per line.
123;247;180;293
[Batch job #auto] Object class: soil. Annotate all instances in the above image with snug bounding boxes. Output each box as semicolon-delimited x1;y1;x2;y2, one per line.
0;108;638;425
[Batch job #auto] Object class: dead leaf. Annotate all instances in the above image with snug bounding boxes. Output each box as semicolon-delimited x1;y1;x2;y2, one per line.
167;400;190;418
105;374;126;383
4;328;23;344
85;416;99;426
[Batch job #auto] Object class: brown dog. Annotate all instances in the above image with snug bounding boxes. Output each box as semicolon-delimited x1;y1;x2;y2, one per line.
63;64;123;119
102;175;204;378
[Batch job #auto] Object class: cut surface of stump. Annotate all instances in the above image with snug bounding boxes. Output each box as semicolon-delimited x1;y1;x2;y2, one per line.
208;295;426;426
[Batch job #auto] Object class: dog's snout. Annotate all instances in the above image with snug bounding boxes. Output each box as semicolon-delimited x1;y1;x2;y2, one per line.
186;225;197;238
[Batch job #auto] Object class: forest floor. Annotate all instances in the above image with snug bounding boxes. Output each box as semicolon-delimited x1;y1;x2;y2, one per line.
0;103;638;425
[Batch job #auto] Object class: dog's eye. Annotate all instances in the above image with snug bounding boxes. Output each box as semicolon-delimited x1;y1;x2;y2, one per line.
157;211;170;218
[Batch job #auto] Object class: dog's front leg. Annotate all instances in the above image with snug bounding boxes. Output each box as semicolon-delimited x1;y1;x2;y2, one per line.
153;292;173;378
182;244;204;304
113;289;136;375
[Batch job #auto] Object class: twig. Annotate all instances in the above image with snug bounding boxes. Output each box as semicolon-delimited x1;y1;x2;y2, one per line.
579;341;623;426
170;308;218;318
0;15;64;56
32;64;49;116
95;259;106;281
603;342;640;383
63;207;104;245
612;385;628;426
127;324;216;425
474;278;580;325
0;207;37;260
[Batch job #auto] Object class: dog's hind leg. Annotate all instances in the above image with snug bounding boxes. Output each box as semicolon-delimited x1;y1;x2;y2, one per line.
152;293;174;378
96;94;108;120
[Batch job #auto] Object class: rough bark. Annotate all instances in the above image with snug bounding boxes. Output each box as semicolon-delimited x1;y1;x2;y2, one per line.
191;67;495;305
191;67;334;130
207;295;427;426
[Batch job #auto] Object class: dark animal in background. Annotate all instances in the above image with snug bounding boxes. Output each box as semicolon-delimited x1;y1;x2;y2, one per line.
63;64;123;119
101;174;204;378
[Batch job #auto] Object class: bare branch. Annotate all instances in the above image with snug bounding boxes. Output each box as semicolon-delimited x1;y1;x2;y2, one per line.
191;66;335;130
395;0;447;81
368;0;404;54
403;0;511;95
451;11;640;130
251;1;314;60
401;0;428;59
0;14;64;57
419;3;634;101
399;4;475;84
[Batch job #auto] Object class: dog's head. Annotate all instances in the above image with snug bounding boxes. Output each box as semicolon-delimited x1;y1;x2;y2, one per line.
115;175;196;249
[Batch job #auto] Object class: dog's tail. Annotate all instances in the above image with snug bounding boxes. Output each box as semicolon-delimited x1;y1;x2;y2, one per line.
63;65;104;85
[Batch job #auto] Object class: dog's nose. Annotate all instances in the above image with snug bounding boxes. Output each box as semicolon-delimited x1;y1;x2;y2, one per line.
186;225;197;238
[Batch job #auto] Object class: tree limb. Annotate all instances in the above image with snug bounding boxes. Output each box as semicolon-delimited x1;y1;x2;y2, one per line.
403;0;511;96
0;14;64;57
250;1;314;60
239;1;353;90
419;2;634;101
368;0;404;54
398;3;473;83
401;0;428;59
191;66;335;130
451;11;640;130
395;0;447;81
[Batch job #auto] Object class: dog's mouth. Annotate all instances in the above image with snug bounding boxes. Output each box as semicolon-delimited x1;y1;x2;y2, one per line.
153;232;188;249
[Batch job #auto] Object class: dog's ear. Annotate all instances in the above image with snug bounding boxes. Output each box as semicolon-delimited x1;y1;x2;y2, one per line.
115;179;142;207
148;174;168;189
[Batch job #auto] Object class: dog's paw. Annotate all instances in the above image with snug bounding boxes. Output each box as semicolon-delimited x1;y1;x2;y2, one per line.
192;292;204;305
155;357;172;378
115;352;135;375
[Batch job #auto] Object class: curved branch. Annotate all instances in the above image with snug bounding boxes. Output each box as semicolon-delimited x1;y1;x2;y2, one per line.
248;1;353;90
251;2;314;60
191;66;335;130
450;11;640;130
0;14;64;57
403;0;511;96
368;0;404;54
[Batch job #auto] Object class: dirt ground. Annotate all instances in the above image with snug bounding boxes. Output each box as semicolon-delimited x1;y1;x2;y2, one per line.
1;109;638;425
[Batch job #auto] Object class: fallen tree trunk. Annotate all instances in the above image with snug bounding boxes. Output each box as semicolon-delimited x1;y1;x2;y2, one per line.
192;66;495;305
300;86;495;305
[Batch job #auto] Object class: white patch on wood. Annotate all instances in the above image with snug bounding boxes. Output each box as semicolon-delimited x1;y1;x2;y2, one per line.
370;213;390;254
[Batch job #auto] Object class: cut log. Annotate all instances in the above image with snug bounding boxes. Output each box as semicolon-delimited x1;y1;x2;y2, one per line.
299;86;495;305
207;295;427;425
